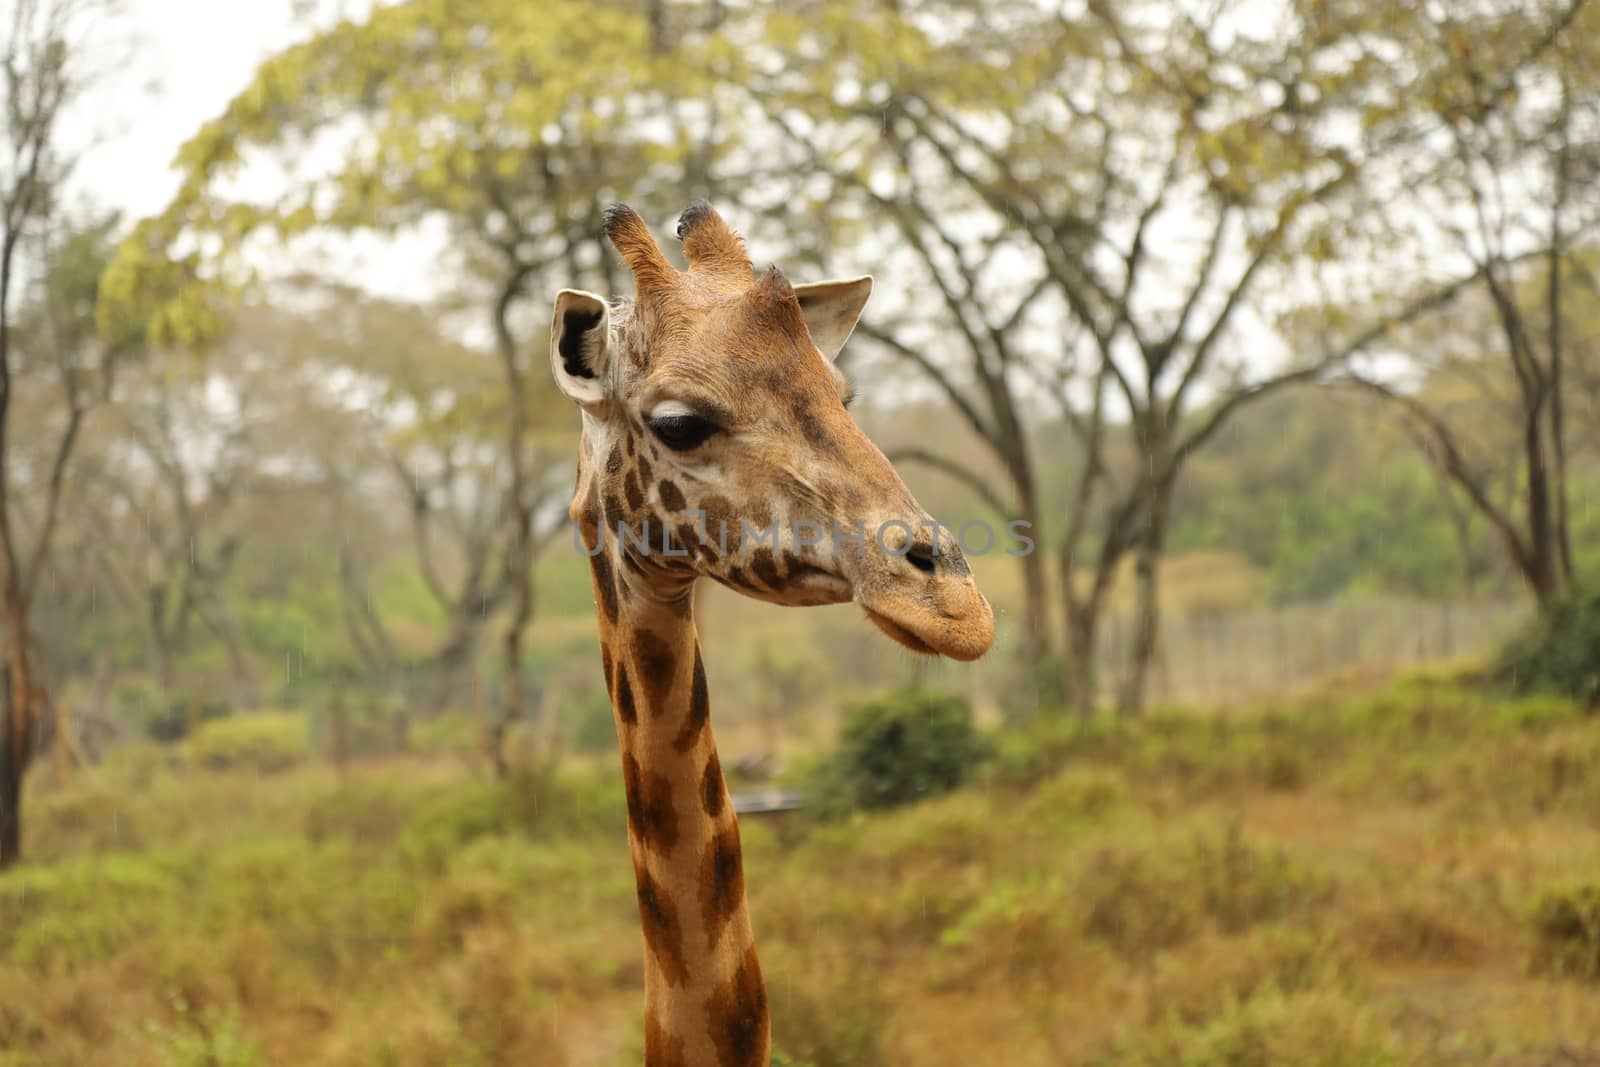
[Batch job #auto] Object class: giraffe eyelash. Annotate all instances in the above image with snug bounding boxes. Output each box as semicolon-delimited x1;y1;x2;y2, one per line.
842;382;860;409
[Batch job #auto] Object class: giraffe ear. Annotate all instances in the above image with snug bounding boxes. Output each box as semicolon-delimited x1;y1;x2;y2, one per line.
793;275;872;362
550;289;611;415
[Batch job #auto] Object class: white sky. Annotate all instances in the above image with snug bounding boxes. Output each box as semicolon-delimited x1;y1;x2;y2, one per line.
64;0;453;300
71;0;320;220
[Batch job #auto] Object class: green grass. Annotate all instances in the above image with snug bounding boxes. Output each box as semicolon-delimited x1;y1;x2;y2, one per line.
5;679;1600;1065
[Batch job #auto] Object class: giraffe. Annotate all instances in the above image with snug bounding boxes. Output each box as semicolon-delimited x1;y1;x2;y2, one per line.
549;201;995;1066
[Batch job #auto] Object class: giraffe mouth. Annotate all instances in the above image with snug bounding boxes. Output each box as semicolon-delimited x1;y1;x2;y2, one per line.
862;607;940;656
855;582;995;661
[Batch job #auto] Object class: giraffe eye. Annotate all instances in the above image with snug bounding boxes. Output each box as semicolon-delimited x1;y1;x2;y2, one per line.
648;413;720;452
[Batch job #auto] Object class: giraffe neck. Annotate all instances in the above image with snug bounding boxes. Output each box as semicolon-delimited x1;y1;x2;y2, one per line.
585;547;770;1067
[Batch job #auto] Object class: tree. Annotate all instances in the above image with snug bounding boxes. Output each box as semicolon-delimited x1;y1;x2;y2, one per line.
1;0;131;863
100;0;740;767
1338;0;1600;604
745;0;1138;705
751;0;1489;712
310;284;572;764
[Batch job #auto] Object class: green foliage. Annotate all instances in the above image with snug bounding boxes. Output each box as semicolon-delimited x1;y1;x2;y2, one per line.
184;712;310;773
145;1003;263;1067
1171;392;1482;602
13;676;1600;1063
1074;822;1322;959
1528;882;1600;981
765;945;888;1067
1092;989;1399;1067
408;713;483;762
397;770;623;873
559;687;619;756
811;686;988;813
1494;587;1600;707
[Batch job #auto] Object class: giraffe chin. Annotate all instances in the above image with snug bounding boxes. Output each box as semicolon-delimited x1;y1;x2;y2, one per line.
862;607;941;656
860;602;994;661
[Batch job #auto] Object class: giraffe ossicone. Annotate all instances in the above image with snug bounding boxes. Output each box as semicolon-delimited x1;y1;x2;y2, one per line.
551;201;994;1066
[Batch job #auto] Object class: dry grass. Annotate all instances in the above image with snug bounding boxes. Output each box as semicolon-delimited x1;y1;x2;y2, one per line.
5;677;1600;1065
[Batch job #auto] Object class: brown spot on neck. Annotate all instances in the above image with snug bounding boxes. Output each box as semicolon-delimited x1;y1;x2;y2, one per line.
701;753;725;818
644;1014;688;1067
633;628;679;715
699;822;746;951
591;553;620;623
707;945;769;1067
635;865;690;988
673;650;710;753
615;666;638;726
624;753;680;854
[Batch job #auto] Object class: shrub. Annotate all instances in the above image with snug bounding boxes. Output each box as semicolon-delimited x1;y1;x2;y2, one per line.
812;686;989;813
1076;822;1323;961
1494;588;1600;707
764;946;887;1067
1528;881;1600;981
1093;988;1399;1067
986;712;1096;788
124;692;232;743
184;713;309;774
144;1003;263;1067
559;688;619;755
409;713;483;762
414;872;514;955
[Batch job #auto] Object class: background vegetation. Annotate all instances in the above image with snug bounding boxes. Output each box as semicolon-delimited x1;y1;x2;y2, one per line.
2;0;1600;1062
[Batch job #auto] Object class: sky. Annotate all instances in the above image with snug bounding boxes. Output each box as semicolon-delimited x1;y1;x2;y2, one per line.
71;0;323;221
64;0;448;300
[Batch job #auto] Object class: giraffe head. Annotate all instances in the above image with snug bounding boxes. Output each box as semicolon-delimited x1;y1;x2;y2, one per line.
551;202;994;661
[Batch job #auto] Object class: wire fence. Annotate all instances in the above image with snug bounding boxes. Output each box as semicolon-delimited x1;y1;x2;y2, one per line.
1098;596;1531;707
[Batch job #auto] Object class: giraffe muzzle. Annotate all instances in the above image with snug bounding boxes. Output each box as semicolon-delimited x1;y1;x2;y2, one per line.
844;519;996;661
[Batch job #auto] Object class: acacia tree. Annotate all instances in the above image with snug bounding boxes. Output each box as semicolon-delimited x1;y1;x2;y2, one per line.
750;0;1411;710
312;285;572;766
102;0;747;764
2;0;138;865
744;0;1131;702
1;213;130;864
1338;0;1600;603
759;0;1593;712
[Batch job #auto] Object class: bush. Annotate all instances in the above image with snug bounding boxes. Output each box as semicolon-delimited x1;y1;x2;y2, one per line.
1495;588;1600;707
116;680;231;742
1094;988;1399;1067
812;686;988;813
559;688;619;755
1528;881;1600;981
765;946;887;1067
144;1003;263;1067
409;712;483;762
183;713;309;774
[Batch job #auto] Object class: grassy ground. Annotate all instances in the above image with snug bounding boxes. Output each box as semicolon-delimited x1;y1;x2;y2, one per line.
5;672;1600;1066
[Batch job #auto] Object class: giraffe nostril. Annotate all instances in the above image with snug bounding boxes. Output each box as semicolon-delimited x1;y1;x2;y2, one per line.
905;544;937;575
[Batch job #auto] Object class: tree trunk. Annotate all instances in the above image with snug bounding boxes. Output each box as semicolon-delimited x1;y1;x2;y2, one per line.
1019;540;1052;660
1014;490;1060;703
1119;474;1170;717
490;269;535;779
494;532;533;780
1061;600;1099;717
1;661;31;868
1521;401;1562;604
0;741;20;869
